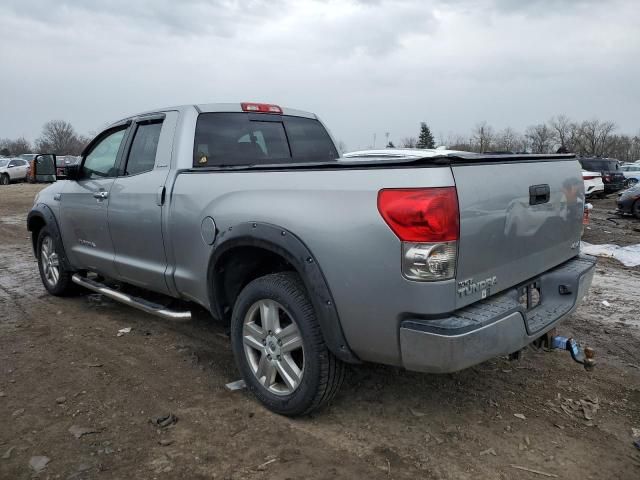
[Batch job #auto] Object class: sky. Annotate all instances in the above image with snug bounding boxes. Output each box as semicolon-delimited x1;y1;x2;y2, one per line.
1;0;639;150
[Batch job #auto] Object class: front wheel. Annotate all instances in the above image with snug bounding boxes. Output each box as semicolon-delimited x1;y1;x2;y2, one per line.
37;227;77;296
230;272;345;416
0;174;9;185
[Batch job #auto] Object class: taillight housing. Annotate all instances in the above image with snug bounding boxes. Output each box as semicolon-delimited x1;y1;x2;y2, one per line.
241;102;283;114
378;188;459;281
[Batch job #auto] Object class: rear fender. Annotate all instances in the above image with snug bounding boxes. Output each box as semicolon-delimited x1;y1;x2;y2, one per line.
208;222;359;364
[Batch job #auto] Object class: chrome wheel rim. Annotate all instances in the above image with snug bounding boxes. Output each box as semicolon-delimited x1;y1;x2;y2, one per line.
242;299;305;396
40;236;60;287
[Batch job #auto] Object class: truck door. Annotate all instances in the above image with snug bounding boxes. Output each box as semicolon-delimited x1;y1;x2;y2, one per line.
107;112;177;294
59;124;129;277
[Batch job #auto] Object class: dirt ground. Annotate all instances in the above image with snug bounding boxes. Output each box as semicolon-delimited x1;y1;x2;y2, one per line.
1;183;639;480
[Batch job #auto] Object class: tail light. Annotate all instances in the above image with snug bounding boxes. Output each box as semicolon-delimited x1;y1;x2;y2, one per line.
603;174;611;182
582;175;597;180
241;102;282;114
377;188;459;281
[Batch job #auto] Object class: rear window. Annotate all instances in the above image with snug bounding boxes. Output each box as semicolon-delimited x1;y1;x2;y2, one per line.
579;159;619;171
193;113;338;167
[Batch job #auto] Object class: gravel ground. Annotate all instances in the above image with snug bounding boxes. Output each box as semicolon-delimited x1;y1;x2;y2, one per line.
1;183;639;479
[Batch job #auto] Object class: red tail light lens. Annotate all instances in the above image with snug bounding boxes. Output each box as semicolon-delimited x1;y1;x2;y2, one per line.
582;175;597;180
377;188;459;242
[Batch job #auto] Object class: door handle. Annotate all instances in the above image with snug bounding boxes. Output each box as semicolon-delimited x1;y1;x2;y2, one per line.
529;184;550;205
93;191;109;200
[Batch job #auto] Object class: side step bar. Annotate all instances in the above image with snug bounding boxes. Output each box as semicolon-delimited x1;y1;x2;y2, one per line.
72;274;192;320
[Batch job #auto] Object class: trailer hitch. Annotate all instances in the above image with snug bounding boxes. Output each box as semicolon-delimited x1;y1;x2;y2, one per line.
533;329;595;371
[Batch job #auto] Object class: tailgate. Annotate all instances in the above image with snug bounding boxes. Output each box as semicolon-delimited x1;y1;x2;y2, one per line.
452;159;584;308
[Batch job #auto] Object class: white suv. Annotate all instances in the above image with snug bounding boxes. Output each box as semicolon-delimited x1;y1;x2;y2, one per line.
0;158;31;185
582;170;604;198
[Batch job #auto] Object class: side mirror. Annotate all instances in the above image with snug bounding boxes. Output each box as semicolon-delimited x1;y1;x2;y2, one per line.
64;164;81;181
7;163;15;169
34;154;57;183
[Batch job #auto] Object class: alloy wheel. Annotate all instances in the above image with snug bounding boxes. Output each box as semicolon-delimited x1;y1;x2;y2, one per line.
40;235;60;287
242;299;305;395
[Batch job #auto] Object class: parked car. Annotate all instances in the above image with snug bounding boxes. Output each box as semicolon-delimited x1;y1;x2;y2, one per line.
27;102;595;416
620;163;640;188
616;184;640;219
19;153;39;162
55;155;81;177
577;157;624;195
582;170;605;198
0;157;30;184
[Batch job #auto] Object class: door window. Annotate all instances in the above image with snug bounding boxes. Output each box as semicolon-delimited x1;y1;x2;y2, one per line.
124;121;163;176
82;128;126;179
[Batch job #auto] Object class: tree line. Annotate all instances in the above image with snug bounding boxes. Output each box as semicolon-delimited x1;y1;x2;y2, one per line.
394;115;640;162
0;120;90;157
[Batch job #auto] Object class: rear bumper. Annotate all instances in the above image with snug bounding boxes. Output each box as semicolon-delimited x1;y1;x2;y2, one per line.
585;183;604;196
399;255;596;373
604;182;624;193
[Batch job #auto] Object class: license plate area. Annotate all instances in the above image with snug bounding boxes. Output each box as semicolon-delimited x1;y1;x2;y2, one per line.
518;280;542;311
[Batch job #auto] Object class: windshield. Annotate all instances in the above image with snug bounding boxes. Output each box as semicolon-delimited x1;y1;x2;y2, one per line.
193;113;339;167
0;159;8;167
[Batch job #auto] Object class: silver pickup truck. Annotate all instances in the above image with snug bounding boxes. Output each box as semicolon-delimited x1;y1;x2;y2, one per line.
28;102;596;415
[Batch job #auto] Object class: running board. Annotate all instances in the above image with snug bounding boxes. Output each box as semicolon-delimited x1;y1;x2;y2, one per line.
72;274;192;320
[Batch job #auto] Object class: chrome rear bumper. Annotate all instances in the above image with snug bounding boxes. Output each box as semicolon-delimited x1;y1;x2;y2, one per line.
399;255;596;373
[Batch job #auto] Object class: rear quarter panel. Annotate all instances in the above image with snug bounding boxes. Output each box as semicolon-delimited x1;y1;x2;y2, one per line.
169;167;455;366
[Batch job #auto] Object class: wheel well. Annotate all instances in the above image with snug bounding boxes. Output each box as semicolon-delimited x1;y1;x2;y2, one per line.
28;215;46;253
213;246;296;323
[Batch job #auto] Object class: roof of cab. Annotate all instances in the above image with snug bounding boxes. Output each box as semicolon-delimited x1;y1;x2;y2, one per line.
108;103;317;128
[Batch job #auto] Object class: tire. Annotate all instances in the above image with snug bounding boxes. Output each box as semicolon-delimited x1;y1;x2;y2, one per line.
633;200;640;220
36;227;77;296
230;272;345;416
625;178;638;188
0;174;9;186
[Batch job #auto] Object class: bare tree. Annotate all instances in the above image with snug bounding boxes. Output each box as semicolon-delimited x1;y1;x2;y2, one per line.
36;120;85;155
400;137;417;148
472;121;494;153
525;123;555;154
579;119;616;156
494;127;525;152
0;137;32;156
549;114;573;150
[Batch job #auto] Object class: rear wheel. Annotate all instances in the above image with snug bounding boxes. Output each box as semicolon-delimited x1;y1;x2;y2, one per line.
0;174;9;185
633;200;640;220
37;227;77;296
230;272;345;416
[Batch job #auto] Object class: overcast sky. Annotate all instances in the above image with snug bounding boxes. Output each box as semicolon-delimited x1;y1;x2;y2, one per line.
1;0;639;150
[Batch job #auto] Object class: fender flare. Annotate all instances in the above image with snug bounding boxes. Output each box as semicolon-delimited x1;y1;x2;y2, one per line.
27;204;73;271
207;222;360;364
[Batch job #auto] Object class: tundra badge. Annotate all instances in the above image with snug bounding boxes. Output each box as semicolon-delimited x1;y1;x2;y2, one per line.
457;276;497;299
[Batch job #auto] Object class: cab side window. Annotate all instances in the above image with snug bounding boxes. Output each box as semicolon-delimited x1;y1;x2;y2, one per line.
124;121;163;176
82;128;127;179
